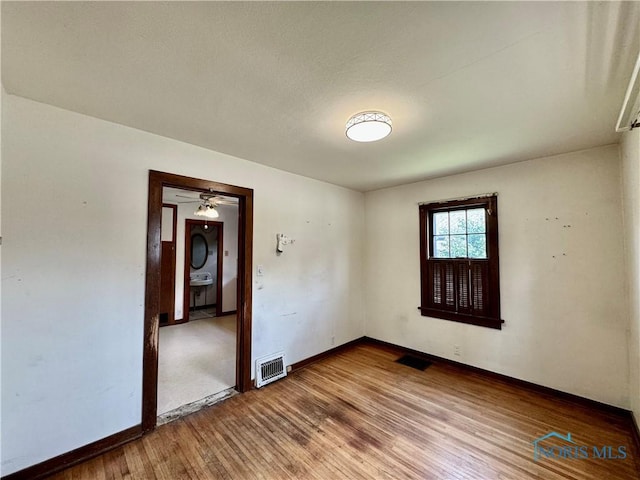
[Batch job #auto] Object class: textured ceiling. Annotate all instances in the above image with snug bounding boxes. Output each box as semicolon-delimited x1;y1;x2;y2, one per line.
2;2;639;191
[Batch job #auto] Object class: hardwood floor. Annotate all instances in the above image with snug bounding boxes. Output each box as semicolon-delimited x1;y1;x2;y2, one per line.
49;344;639;479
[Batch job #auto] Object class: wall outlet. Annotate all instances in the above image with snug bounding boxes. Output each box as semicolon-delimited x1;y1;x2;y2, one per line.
454;345;461;356
331;336;335;346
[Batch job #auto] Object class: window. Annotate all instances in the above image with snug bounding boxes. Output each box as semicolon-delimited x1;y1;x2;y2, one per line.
419;195;503;329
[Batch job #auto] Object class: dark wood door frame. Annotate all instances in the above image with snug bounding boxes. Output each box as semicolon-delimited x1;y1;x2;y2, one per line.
143;170;253;432
183;219;225;321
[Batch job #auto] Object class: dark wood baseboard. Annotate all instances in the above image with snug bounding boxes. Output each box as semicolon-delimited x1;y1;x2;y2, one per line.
221;310;237;316
252;338;363;388
2;425;142;480
362;336;631;417
162;317;186;326
190;303;216;311
630;410;640;467
632;411;640;445
290;337;366;373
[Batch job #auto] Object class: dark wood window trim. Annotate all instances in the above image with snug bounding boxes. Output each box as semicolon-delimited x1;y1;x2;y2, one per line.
419;195;503;329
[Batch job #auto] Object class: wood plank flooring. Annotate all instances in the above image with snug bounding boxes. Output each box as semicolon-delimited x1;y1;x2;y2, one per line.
48;344;639;479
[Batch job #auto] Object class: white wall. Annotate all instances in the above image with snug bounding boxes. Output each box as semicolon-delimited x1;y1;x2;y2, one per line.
218;205;239;313
364;145;629;408
172;202;239;318
0;95;365;476
622;128;640;422
0;83;4;461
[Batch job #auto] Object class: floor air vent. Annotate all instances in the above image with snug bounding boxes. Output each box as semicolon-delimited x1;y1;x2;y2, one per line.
396;355;432;371
256;352;287;388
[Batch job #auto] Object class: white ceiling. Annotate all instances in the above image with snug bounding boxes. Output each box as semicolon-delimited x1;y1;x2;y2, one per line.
2;2;639;191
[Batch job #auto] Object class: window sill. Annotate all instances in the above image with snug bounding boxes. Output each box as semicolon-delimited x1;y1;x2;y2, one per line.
419;307;504;330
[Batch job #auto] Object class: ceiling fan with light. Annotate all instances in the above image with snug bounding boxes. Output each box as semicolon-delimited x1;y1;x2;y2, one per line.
175;192;238;219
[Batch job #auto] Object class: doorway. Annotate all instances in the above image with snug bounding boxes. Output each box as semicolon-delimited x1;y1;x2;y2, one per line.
184;219;224;322
143;170;253;432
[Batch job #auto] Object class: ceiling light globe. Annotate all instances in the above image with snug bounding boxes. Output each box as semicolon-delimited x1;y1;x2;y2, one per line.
346;111;392;142
204;207;219;219
194;204;219;218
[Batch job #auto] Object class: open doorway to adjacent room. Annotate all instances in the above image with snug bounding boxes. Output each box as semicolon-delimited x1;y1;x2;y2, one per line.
155;188;240;418
183;218;223;322
143;171;253;431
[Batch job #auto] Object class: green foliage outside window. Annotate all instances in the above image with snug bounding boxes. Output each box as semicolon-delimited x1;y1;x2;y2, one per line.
432;208;486;259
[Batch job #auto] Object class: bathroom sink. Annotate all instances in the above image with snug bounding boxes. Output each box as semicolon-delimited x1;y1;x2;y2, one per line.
190;272;213;287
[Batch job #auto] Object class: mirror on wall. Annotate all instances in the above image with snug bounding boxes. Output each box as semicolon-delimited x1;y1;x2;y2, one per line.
190;233;209;269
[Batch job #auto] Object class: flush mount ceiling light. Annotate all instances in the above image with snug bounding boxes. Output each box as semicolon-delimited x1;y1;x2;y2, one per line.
345;111;392;142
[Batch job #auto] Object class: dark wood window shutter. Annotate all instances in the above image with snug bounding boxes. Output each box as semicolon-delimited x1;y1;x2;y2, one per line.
456;261;470;312
470;261;488;316
444;262;455;307
431;262;442;306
